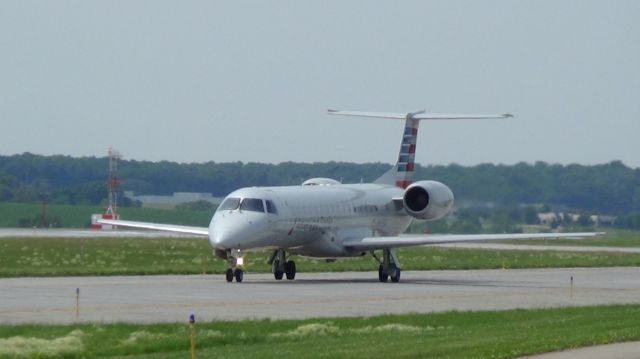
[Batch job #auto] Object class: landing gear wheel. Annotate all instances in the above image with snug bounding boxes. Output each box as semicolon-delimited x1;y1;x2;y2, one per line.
225;268;234;283
274;270;284;280
390;267;401;283
285;260;296;280
272;254;285;280
378;264;388;282
234;268;244;283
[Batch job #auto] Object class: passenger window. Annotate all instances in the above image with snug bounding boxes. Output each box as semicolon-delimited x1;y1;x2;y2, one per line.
266;200;278;214
240;198;265;212
218;197;240;211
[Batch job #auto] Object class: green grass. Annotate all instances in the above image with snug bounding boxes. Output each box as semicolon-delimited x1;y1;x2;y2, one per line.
1;236;640;277
0;305;639;359
0;202;211;228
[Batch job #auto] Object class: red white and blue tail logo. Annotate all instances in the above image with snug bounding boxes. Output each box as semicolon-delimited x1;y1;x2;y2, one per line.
395;118;419;188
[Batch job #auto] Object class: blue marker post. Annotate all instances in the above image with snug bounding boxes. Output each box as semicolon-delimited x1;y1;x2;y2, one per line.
189;312;196;359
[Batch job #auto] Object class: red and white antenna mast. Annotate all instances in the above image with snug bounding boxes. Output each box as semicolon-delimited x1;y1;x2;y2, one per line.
105;147;122;218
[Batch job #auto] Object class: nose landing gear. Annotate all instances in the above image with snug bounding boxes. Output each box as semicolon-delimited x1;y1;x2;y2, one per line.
225;250;244;283
225;268;243;282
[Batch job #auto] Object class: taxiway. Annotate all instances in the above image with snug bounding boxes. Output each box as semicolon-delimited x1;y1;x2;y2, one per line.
0;267;638;324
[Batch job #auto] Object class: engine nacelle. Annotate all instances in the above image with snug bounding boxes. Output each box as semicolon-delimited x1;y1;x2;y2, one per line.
402;180;454;221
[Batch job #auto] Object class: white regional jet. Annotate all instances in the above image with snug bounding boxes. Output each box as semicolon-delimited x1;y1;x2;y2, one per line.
100;109;599;283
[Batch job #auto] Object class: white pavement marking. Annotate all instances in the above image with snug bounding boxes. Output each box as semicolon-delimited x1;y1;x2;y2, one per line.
434;243;640;253
0;267;638;324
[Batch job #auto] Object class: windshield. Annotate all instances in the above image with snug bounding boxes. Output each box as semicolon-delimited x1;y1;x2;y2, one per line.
240;198;265;212
265;200;278;214
218;197;240;211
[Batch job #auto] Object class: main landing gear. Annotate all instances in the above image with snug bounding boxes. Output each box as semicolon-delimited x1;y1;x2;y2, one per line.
268;249;296;280
225;250;244;283
373;248;401;283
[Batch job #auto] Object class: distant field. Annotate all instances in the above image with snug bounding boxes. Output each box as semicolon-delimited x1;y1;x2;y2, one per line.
0;202;211;228
1;305;638;359
1;235;640;277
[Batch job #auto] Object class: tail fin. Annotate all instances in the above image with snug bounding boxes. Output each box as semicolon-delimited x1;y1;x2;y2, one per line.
327;109;513;188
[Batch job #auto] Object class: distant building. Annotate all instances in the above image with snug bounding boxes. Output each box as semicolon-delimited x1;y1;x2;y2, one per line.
590;215;616;226
124;191;224;206
538;212;559;225
538;212;616;227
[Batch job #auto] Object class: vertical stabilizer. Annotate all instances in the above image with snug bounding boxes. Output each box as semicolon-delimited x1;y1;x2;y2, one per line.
374;112;422;188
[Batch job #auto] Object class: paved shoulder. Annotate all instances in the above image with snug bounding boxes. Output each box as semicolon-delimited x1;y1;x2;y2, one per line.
519;341;640;359
435;243;640;253
0;228;195;238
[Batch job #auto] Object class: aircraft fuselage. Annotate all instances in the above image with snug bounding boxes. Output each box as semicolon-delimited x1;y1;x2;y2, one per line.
209;183;412;257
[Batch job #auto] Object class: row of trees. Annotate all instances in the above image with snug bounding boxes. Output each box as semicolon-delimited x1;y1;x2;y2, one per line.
1;153;639;215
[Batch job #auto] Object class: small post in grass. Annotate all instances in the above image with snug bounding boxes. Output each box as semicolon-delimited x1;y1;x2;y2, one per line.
75;287;80;319
570;276;574;299
189;312;196;359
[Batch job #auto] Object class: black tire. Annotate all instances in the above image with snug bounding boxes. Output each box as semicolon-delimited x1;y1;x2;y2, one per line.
390;267;401;283
225;268;234;283
378;264;388;282
234;268;244;283
274;270;284;280
272;259;284;280
285;260;296;280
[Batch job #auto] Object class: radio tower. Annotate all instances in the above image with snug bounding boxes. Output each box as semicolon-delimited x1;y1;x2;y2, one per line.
91;148;123;229
105;147;122;220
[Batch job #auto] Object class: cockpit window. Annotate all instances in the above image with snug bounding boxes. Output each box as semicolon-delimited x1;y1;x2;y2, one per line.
218;197;240;211
240;198;265;212
265;200;278;214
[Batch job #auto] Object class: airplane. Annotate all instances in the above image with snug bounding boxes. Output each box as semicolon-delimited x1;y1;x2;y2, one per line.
100;109;600;283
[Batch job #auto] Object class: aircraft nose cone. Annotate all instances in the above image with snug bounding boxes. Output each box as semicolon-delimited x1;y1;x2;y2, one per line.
209;212;268;250
209;218;238;249
210;226;228;246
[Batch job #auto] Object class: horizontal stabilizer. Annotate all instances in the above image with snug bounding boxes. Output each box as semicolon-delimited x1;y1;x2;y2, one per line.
343;232;603;251
97;219;209;236
327;109;513;120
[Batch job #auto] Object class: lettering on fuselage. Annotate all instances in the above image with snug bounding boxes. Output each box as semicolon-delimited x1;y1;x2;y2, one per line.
291;216;333;233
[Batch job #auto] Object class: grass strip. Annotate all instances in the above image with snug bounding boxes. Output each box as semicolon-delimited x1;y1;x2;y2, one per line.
1;237;640;277
0;304;639;359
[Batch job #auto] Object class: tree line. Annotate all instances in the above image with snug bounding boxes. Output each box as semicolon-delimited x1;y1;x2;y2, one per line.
0;153;639;216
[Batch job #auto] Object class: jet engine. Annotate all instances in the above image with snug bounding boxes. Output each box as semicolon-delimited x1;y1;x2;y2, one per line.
402;180;454;221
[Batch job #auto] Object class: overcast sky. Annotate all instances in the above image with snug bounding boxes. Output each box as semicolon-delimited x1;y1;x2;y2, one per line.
0;1;638;167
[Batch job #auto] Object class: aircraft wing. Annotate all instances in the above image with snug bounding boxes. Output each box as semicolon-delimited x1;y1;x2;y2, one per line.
97;219;209;237
342;232;603;251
